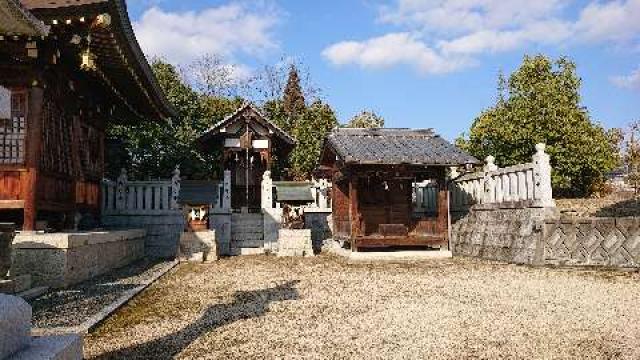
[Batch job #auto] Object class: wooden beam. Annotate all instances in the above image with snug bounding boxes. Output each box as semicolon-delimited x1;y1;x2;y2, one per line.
22;86;43;231
0;200;25;209
349;176;360;252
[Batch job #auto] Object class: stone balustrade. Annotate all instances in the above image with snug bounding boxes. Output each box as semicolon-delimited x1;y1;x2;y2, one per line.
102;167;181;215
451;143;554;212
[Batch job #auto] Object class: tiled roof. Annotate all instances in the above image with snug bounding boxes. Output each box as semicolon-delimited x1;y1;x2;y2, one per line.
19;0;175;122
199;103;296;145
326;128;480;166
0;0;49;36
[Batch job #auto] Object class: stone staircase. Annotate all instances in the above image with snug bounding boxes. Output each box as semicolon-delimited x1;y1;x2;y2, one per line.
230;213;265;255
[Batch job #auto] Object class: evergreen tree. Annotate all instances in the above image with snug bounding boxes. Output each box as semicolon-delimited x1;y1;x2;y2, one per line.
344;110;385;128
282;64;306;129
457;54;620;197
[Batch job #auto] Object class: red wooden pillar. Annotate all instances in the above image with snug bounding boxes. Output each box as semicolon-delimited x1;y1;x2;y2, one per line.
22;86;43;231
349;176;360;252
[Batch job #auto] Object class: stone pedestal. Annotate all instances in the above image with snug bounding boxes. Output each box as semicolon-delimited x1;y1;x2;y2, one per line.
0;294;83;360
278;229;313;257
179;231;217;263
0;295;30;359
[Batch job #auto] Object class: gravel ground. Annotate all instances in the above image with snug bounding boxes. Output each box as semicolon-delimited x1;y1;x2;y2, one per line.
30;259;173;329
85;255;640;360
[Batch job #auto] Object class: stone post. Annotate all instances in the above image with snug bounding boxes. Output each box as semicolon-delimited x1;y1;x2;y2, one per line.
170;166;181;210
261;170;274;209
116;168;127;210
222;170;232;210
316;178;330;209
532;143;555;207
483;156;498;204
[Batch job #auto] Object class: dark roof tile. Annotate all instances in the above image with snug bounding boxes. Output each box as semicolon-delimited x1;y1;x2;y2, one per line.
327;128;479;166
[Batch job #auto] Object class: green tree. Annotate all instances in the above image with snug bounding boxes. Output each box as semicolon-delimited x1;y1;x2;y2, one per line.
289;101;338;179
283;65;306;128
106;59;242;180
457;54;620;197
344;110;385;128
623;121;640;193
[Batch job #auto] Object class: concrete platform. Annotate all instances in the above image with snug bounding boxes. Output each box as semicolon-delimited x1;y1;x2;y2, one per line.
9;335;83;360
348;250;452;263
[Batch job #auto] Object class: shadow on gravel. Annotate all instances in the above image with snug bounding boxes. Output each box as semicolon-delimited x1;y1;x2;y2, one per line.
594;197;640;217
92;280;300;360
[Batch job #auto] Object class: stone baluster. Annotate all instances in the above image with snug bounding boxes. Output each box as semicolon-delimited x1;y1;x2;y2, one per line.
116;168;127;210
222;170;232;210
170;166;181;210
483;156;498;204
532;143;555;207
261;170;274;209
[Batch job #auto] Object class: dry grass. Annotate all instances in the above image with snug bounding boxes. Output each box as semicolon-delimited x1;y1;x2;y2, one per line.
85;255;640;360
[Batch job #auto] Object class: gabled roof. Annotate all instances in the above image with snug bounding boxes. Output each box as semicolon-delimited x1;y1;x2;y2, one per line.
16;0;175;122
324;128;480;166
199;103;296;145
0;0;49;36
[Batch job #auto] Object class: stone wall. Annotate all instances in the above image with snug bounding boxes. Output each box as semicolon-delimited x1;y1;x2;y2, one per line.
277;229;313;257
102;213;184;259
12;230;145;288
544;217;640;268
451;205;554;265
452;205;640;269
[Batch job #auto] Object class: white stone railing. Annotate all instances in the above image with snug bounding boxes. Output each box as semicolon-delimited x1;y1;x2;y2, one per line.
102;167;181;215
451;143;554;211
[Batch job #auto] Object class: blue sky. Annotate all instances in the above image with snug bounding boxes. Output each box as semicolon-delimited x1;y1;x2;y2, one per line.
127;0;639;140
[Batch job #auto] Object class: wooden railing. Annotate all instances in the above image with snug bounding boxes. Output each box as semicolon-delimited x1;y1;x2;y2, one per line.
451;143;554;212
102;167;181;215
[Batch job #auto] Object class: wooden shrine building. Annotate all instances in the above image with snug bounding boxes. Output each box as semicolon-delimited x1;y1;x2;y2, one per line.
0;0;174;230
198;103;295;211
319;128;479;251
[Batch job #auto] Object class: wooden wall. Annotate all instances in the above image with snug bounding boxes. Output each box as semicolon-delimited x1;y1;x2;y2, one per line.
332;179;351;240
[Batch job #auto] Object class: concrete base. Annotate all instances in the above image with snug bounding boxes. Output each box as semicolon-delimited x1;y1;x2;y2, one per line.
347;250;452;263
229;247;266;256
0;294;82;360
9;335;83;360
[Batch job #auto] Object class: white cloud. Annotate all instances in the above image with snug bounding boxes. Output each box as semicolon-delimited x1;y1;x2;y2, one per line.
322;33;471;74
133;3;281;65
574;0;640;43
325;0;640;75
611;66;640;90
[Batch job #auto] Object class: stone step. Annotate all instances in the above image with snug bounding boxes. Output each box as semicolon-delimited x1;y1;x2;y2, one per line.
229;247;266;256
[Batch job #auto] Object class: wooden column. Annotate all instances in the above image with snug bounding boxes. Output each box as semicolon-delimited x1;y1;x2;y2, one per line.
349;176;360;252
22;86;43;231
436;174;449;243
